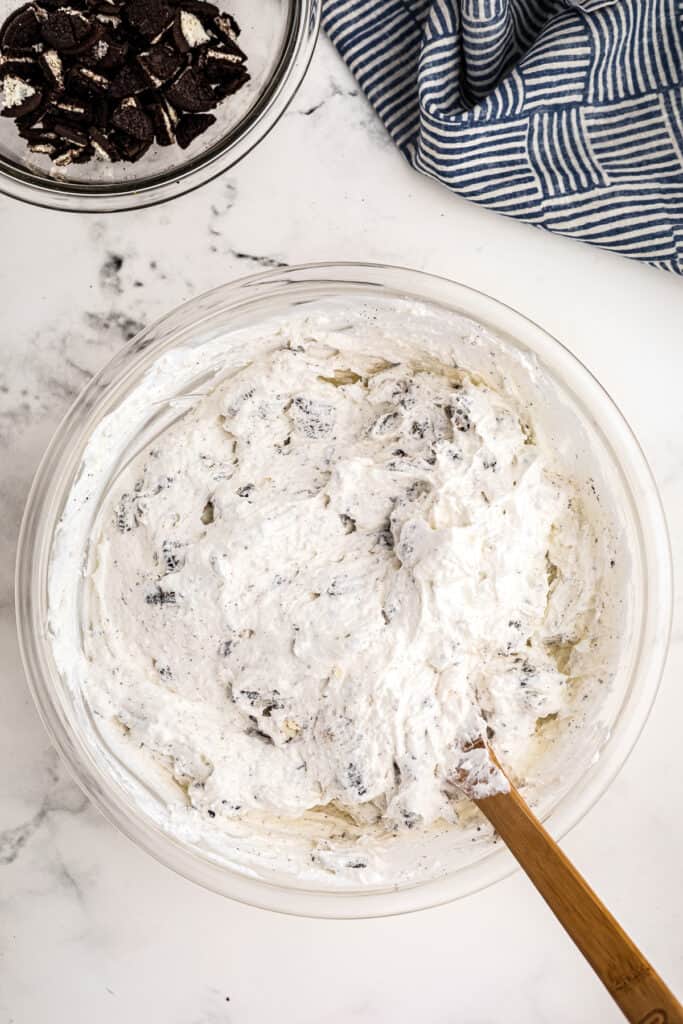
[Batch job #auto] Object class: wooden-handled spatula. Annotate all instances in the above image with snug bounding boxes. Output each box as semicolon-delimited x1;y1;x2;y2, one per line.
460;748;683;1024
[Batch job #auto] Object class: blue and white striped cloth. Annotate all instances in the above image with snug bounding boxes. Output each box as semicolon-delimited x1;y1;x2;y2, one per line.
323;0;683;272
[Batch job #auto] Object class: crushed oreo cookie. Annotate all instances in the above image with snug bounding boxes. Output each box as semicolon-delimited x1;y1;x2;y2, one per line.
0;73;42;116
0;0;249;164
175;110;212;147
164;65;214;111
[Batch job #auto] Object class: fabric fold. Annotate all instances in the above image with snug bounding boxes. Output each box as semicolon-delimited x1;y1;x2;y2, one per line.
323;0;683;272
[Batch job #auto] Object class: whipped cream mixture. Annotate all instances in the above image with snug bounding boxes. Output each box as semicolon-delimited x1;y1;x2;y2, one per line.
49;305;622;886
80;334;609;844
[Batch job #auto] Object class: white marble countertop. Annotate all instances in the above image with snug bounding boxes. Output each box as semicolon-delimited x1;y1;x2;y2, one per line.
1;34;682;1024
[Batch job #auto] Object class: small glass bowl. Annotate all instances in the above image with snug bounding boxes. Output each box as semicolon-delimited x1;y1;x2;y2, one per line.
0;0;319;212
15;263;672;917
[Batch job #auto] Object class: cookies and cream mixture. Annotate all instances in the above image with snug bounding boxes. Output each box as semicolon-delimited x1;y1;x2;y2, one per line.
50;308;619;884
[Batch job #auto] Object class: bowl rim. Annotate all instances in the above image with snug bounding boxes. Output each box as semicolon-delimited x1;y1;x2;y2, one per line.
15;261;673;917
0;0;320;213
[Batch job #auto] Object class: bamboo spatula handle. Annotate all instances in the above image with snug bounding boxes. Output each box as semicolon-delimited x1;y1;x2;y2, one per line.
476;783;683;1024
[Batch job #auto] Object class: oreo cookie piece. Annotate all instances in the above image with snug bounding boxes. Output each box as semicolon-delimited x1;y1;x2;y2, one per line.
29;138;59;155
147;94;176;143
172;9;209;52
0;50;37;68
212;64;247;99
18;124;56;142
0;52;42;81
90;91;109;126
137;40;180;85
68;63;109;92
175;110;212;148
94;11;121;27
1;5;43;51
53;117;88;143
83;33;128;69
54;142;91;164
112;94;152;138
41;8;93;51
0;74;42;116
176;0;219;20
109;59;147;95
49;95;91;119
126;0;173;41
198;46;241;82
90;124;120;159
223;34;246;61
210;29;245;60
68;62;109;92
39;47;65;89
67;21;106;55
164;66;214;111
15;92;49;127
114;127;150;159
72;142;94;160
212;11;239;43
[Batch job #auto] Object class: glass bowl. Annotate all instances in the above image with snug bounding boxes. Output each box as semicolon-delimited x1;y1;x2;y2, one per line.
0;0;319;212
15;263;672;917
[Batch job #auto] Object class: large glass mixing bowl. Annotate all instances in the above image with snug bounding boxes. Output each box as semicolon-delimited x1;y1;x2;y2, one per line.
15;263;672;917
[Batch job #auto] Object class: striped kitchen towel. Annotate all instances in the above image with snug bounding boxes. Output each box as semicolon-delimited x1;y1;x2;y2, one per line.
323;0;683;272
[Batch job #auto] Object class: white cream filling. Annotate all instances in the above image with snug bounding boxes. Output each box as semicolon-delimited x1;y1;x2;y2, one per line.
179;10;210;47
1;75;36;111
